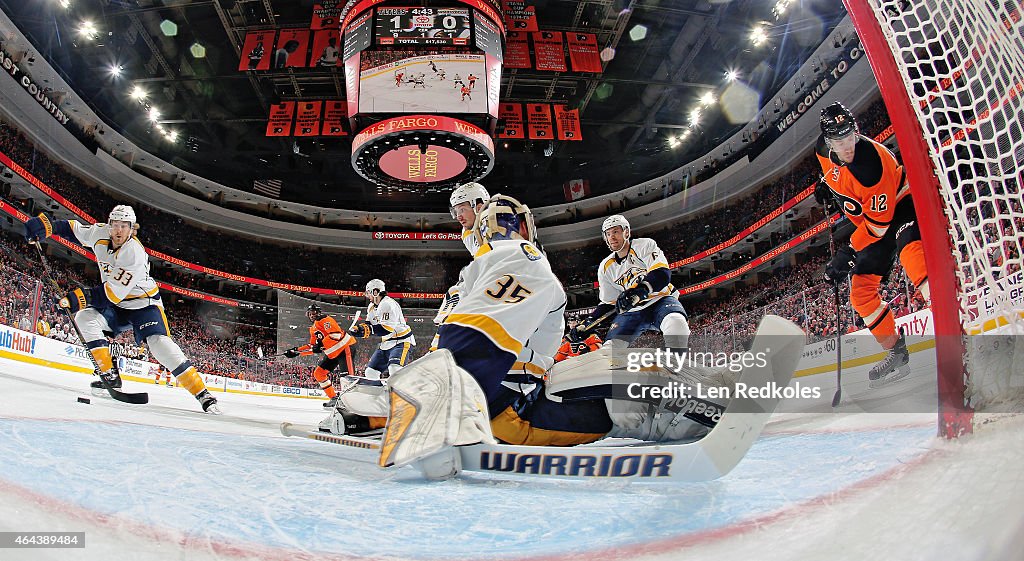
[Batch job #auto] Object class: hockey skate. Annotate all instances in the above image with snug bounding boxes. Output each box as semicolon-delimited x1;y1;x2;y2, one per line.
322;395;340;409
196;389;222;414
868;331;910;388
90;367;123;391
318;406;379;436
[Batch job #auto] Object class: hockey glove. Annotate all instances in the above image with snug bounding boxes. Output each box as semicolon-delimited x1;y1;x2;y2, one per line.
567;323;592;343
825;245;857;282
24;214;54;242
814;179;837;211
311;342;324;354
349;321;373;338
283;347;300;358
616;283;651;313
58;286;110;314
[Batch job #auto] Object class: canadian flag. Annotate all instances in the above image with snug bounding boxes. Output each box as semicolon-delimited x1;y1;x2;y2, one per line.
563;179;591;201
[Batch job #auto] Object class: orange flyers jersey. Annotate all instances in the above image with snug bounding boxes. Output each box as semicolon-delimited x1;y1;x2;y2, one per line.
553;334;602;362
303;316;354;358
816;135;909;252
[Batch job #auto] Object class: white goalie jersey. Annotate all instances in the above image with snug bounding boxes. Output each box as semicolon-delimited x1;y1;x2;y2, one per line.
443;240;565;360
69;221;160;310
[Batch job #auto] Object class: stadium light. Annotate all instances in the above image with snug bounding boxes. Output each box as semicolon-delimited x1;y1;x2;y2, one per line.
750;24;769;46
78;21;98;40
148;107;161;122
699;91;716;106
130;85;147;100
724;69;740;82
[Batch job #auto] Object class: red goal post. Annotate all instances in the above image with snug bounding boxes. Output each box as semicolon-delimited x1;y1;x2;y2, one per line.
844;0;1024;437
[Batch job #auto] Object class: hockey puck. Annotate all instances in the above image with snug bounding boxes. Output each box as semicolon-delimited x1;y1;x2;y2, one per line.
77;397;91;404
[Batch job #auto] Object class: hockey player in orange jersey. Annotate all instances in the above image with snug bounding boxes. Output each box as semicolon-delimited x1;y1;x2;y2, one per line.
553;316;602;362
815;101;928;387
284;304;356;408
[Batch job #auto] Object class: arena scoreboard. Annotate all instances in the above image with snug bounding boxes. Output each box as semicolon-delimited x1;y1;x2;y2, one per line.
374;7;471;46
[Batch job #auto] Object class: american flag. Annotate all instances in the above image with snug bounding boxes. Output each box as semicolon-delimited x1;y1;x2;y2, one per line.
253;178;283;198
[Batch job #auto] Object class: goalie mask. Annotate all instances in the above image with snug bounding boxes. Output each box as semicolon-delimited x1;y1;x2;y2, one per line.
602;215;631;252
474;194;537;247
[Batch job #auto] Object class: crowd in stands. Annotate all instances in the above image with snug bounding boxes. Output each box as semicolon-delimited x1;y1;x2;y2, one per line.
0;96;951;390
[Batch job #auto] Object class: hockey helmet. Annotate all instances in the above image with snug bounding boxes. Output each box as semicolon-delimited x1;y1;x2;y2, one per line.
474;194;536;246
820;102;858;140
449;182;490;218
306;303;323;322
365;279;386;298
602;214;631;251
108;204;137;226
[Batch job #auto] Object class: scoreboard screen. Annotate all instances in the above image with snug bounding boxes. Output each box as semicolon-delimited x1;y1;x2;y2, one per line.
375;7;471;46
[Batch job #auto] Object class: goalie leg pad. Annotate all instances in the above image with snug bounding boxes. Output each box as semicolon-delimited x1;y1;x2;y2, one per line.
378;349;495;469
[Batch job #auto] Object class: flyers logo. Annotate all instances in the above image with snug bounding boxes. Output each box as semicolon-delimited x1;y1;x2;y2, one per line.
832;191;864;216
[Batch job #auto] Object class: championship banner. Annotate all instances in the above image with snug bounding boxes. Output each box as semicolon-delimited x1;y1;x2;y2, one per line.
567;32;602;73
266;102;296;136
321;100;348;136
502;0;539;32
497;103;525;139
274;29;311;68
526;103;554;139
563;179;590;201
310;29;342;67
532;31;566;72
294;101;323;137
239;30;277;71
504;32;532;69
553;104;582;141
311;1;342;30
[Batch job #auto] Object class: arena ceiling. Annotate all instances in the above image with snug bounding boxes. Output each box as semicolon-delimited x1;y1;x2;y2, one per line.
1;0;846;212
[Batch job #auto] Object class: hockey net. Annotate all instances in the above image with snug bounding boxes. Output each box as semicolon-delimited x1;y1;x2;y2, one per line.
846;0;1024;434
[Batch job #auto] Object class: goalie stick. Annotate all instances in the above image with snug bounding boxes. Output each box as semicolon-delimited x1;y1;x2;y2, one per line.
32;242;149;405
281;315;805;482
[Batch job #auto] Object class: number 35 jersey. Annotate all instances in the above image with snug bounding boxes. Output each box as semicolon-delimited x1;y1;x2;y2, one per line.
443;239;566;359
70;221;161;310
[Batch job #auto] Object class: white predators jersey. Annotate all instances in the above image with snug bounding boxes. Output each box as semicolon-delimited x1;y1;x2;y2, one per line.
461;228;482;255
368;295;415;350
597;237;675;312
70;221;160;310
444;240;566;358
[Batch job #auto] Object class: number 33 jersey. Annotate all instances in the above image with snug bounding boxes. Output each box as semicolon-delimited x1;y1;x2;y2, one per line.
442;239;566;359
70;221;161;310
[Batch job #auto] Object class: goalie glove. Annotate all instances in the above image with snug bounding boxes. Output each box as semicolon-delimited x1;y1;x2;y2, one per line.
58;286;110;314
349;321;373;339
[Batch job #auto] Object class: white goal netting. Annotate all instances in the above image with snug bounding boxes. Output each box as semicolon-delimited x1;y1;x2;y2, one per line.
855;0;1024;410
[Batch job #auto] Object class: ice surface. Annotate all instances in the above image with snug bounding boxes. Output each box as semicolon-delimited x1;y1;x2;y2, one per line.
1;358;1021;561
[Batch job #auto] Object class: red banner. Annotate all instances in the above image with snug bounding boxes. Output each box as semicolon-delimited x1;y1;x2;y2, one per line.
274;29;310;68
321;101;348;136
497;103;525;139
266;102;296;136
311;1;342;30
526;103;553;139
310;29;342;67
553;104;582;141
669;185;815;268
532;31;566;72
504;32;531;69
567;32;602;73
371;232;462;241
239;30;277;71
294;101;322;137
502;0;539;32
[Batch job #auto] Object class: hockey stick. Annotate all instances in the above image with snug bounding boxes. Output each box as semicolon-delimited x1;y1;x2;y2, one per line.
825;214;845;408
347;310;362;331
280;422;380;450
31;242;149;404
